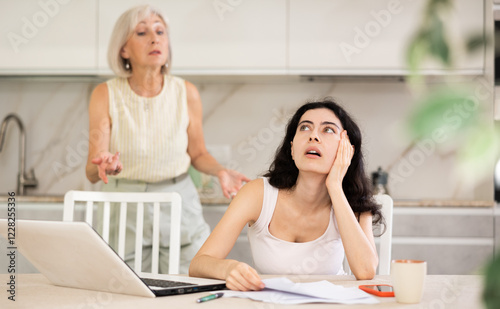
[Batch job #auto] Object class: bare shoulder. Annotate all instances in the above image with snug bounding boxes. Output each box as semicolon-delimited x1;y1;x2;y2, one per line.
91;82;108;99
184;80;200;103
229;178;264;223
89;82;109;112
238;178;264;196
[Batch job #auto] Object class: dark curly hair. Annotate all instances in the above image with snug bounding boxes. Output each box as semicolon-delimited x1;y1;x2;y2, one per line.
263;98;384;227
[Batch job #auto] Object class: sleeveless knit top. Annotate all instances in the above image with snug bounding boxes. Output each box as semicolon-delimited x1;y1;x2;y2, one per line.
107;75;190;182
247;178;346;275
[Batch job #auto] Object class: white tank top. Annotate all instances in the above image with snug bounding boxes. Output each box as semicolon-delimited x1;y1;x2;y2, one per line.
107;75;190;182
247;178;346;275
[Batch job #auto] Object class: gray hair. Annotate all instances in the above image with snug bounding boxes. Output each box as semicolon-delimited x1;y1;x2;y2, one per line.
107;5;171;77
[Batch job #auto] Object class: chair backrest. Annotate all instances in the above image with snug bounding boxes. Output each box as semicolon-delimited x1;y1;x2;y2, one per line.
63;190;181;275
343;194;393;275
373;194;393;275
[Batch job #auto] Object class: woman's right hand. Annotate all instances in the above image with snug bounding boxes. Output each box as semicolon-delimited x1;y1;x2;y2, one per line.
326;130;354;191
91;151;123;184
225;262;265;291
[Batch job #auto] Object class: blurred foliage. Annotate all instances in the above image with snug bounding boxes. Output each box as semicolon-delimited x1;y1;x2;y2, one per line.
404;0;497;185
407;87;478;140
467;33;489;53
406;2;499;305
483;252;500;309
407;0;490;72
407;6;450;71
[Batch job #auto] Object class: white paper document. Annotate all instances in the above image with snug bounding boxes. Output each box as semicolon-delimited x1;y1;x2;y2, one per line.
221;277;379;305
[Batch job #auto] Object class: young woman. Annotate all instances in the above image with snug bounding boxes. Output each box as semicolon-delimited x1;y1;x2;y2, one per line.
189;99;383;291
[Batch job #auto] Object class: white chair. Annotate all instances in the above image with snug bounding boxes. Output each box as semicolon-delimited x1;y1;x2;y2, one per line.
373;194;393;275
343;194;393;275
63;190;182;275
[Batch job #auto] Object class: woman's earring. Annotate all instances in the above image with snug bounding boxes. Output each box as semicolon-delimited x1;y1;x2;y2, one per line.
125;61;130;70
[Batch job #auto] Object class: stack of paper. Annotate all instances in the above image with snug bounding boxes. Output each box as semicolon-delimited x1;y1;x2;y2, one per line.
222;277;379;305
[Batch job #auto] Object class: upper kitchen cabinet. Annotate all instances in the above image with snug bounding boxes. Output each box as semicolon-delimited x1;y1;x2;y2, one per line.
98;0;287;75
0;0;97;75
288;0;485;75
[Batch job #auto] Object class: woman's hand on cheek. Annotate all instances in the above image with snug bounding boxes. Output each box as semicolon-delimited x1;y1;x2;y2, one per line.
326;130;354;190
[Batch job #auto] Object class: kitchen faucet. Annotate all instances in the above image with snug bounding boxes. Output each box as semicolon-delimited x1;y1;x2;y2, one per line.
0;113;38;195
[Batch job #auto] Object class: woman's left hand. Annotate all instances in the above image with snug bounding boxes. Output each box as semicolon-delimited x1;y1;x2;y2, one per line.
326;130;354;190
217;169;251;199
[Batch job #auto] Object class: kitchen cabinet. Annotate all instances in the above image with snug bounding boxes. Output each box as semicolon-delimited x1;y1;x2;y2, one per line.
288;0;485;75
392;207;496;274
0;0;97;74
0;0;485;76
98;0;287;75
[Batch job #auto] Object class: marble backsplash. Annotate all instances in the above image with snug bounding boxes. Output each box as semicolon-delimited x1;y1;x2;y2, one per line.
0;76;494;200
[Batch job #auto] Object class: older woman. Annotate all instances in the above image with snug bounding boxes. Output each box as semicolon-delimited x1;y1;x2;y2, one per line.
86;5;249;273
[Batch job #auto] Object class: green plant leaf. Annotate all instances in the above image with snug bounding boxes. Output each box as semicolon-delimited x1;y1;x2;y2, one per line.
406;33;429;73
428;0;452;10
427;16;451;66
407;88;479;141
466;33;487;54
483;252;500;309
406;0;454;70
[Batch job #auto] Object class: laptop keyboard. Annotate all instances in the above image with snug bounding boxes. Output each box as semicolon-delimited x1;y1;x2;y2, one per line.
141;278;196;288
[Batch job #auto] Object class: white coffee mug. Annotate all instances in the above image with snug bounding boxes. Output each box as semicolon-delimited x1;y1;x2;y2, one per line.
390;260;427;304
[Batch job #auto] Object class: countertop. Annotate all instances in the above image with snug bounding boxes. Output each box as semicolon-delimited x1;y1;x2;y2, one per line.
1;274;483;309
393;199;494;207
200;197;496;207
0;195;65;203
0;194;495;207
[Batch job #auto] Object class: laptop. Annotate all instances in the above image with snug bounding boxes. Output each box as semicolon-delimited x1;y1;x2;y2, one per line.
0;219;226;297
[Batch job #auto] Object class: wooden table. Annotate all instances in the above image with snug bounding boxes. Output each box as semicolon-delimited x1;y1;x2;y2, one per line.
0;274;483;308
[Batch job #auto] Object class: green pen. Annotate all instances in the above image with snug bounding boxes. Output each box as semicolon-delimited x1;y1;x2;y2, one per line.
196;292;224;303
